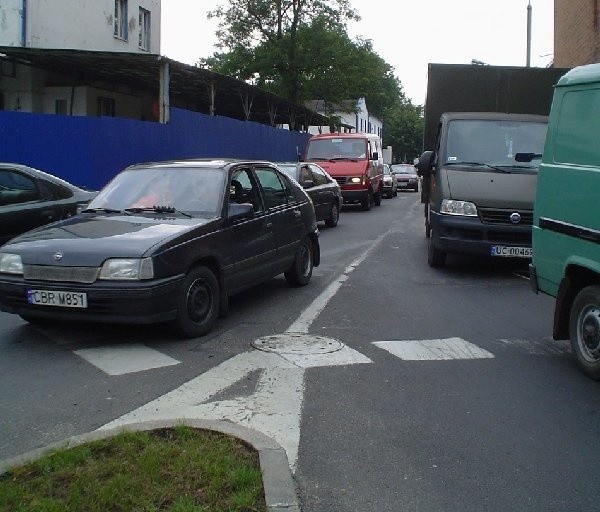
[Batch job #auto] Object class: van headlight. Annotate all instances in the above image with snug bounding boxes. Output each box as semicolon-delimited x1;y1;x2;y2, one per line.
441;199;478;216
0;253;24;275
349;177;362;184
99;258;154;280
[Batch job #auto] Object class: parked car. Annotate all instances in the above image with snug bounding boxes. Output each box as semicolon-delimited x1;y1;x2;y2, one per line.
0;163;97;247
275;161;343;227
390;163;420;192
0;159;321;337
382;163;398;198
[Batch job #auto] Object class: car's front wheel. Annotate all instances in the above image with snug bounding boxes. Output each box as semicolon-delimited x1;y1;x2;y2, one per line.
570;285;600;380
285;238;313;286
427;227;446;268
174;265;220;338
325;202;339;227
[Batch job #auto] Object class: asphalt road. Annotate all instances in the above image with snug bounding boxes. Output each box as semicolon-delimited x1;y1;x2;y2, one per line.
1;191;599;511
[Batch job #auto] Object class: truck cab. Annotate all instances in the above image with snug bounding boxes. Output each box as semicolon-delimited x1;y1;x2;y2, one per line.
418;112;548;267
530;63;600;380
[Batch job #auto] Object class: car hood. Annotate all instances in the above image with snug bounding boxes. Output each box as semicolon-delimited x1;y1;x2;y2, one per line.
442;168;537;209
313;160;367;176
2;214;216;266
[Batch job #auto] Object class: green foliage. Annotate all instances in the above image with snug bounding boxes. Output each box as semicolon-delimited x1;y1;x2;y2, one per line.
199;0;425;158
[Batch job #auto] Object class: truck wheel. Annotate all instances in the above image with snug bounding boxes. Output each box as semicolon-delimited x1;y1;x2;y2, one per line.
569;285;600;380
285;238;313;286
374;189;382;206
427;228;446;268
174;265;220;338
361;191;372;211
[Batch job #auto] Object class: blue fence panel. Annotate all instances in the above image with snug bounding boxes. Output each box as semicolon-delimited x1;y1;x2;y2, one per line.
0;108;311;190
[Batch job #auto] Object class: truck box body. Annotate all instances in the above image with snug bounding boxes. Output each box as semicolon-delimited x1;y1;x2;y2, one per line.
417;64;569;267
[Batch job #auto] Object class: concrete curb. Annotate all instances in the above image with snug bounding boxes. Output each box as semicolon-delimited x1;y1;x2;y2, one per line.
0;419;300;512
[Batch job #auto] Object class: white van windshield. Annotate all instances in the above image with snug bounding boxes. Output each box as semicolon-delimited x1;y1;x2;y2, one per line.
306;138;367;161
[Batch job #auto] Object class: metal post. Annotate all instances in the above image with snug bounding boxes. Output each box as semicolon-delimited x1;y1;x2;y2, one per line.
526;1;532;67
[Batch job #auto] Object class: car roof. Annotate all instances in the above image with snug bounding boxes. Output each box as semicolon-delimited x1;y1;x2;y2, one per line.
125;158;280;172
0;162;92;191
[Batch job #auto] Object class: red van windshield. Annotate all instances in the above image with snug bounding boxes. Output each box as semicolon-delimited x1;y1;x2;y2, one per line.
305;137;367;161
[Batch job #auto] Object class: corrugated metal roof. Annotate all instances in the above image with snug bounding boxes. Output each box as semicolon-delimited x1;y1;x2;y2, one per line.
0;47;330;128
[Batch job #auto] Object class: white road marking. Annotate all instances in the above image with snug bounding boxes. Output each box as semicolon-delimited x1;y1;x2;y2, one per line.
74;343;180;375
373;338;495;361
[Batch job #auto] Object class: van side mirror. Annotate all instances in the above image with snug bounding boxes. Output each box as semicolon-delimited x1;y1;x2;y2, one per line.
371;152;379;161
417;151;435;177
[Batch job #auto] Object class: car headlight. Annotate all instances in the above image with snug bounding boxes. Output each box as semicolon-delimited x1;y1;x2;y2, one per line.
0;253;24;275
441;199;478;216
349;177;362;184
383;177;392;184
99;258;154;280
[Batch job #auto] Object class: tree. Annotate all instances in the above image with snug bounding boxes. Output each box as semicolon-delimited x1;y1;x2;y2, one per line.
204;0;358;104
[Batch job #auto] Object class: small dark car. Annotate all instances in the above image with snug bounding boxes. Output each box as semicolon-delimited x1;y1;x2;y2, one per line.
275;162;343;227
390;163;420;192
0;163;97;246
0;159;320;337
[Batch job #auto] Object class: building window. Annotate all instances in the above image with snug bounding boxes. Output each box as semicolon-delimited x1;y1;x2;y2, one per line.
97;97;116;117
55;99;67;115
114;0;128;40
139;7;151;51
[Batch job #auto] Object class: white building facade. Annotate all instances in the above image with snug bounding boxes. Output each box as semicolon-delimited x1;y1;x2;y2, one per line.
0;0;161;118
0;0;161;53
307;97;383;137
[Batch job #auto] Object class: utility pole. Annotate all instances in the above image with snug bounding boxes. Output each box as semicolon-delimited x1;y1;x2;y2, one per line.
526;1;532;67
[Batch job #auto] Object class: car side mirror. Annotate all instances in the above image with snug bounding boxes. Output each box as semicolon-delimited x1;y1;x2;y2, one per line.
372;152;379;161
228;202;254;222
417;151;435;177
302;180;315;189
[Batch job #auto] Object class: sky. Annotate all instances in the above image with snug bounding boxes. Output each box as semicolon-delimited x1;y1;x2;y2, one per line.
160;0;554;106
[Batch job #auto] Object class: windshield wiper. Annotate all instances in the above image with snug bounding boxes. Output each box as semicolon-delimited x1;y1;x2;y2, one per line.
445;161;511;173
81;207;132;215
124;206;192;218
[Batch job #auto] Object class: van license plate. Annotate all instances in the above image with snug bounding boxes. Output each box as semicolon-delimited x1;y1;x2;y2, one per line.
27;289;88;308
490;246;532;258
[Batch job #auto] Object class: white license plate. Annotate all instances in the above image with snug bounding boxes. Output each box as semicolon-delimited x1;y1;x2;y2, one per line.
398;182;408;187
490;246;532;258
27;289;88;308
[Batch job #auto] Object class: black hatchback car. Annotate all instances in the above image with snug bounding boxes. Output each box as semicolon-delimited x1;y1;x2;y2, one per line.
275;162;342;227
0;159;320;337
0;163;97;246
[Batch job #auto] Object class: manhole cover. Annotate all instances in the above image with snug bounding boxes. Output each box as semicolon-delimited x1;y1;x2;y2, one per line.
252;333;344;355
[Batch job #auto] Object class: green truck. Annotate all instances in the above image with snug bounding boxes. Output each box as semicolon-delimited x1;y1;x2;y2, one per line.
530;63;600;380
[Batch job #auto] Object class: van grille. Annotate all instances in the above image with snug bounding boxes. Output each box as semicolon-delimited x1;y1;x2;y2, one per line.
23;265;99;284
479;208;533;226
334;177;348;185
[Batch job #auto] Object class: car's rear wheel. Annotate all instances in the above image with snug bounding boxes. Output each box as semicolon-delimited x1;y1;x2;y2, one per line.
325;202;339;227
570;285;600;380
285;238;313;286
374;189;382;206
174;265;220;338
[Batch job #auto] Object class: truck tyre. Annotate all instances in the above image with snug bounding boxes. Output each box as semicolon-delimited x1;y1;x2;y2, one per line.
427;228;446;268
174;265;220;338
361;191;372;211
569;285;600;380
425;204;431;238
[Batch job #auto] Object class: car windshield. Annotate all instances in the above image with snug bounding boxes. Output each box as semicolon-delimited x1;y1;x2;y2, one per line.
87;167;226;217
445;119;548;170
305;138;367;160
391;165;416;174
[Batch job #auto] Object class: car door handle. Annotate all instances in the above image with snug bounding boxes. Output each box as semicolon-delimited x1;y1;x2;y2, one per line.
266;222;273;229
293;210;301;218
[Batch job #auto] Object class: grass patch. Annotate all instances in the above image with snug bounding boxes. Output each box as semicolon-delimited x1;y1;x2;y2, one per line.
0;426;266;512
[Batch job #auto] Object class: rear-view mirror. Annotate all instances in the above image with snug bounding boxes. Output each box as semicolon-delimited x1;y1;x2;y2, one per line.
417;151;435;176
